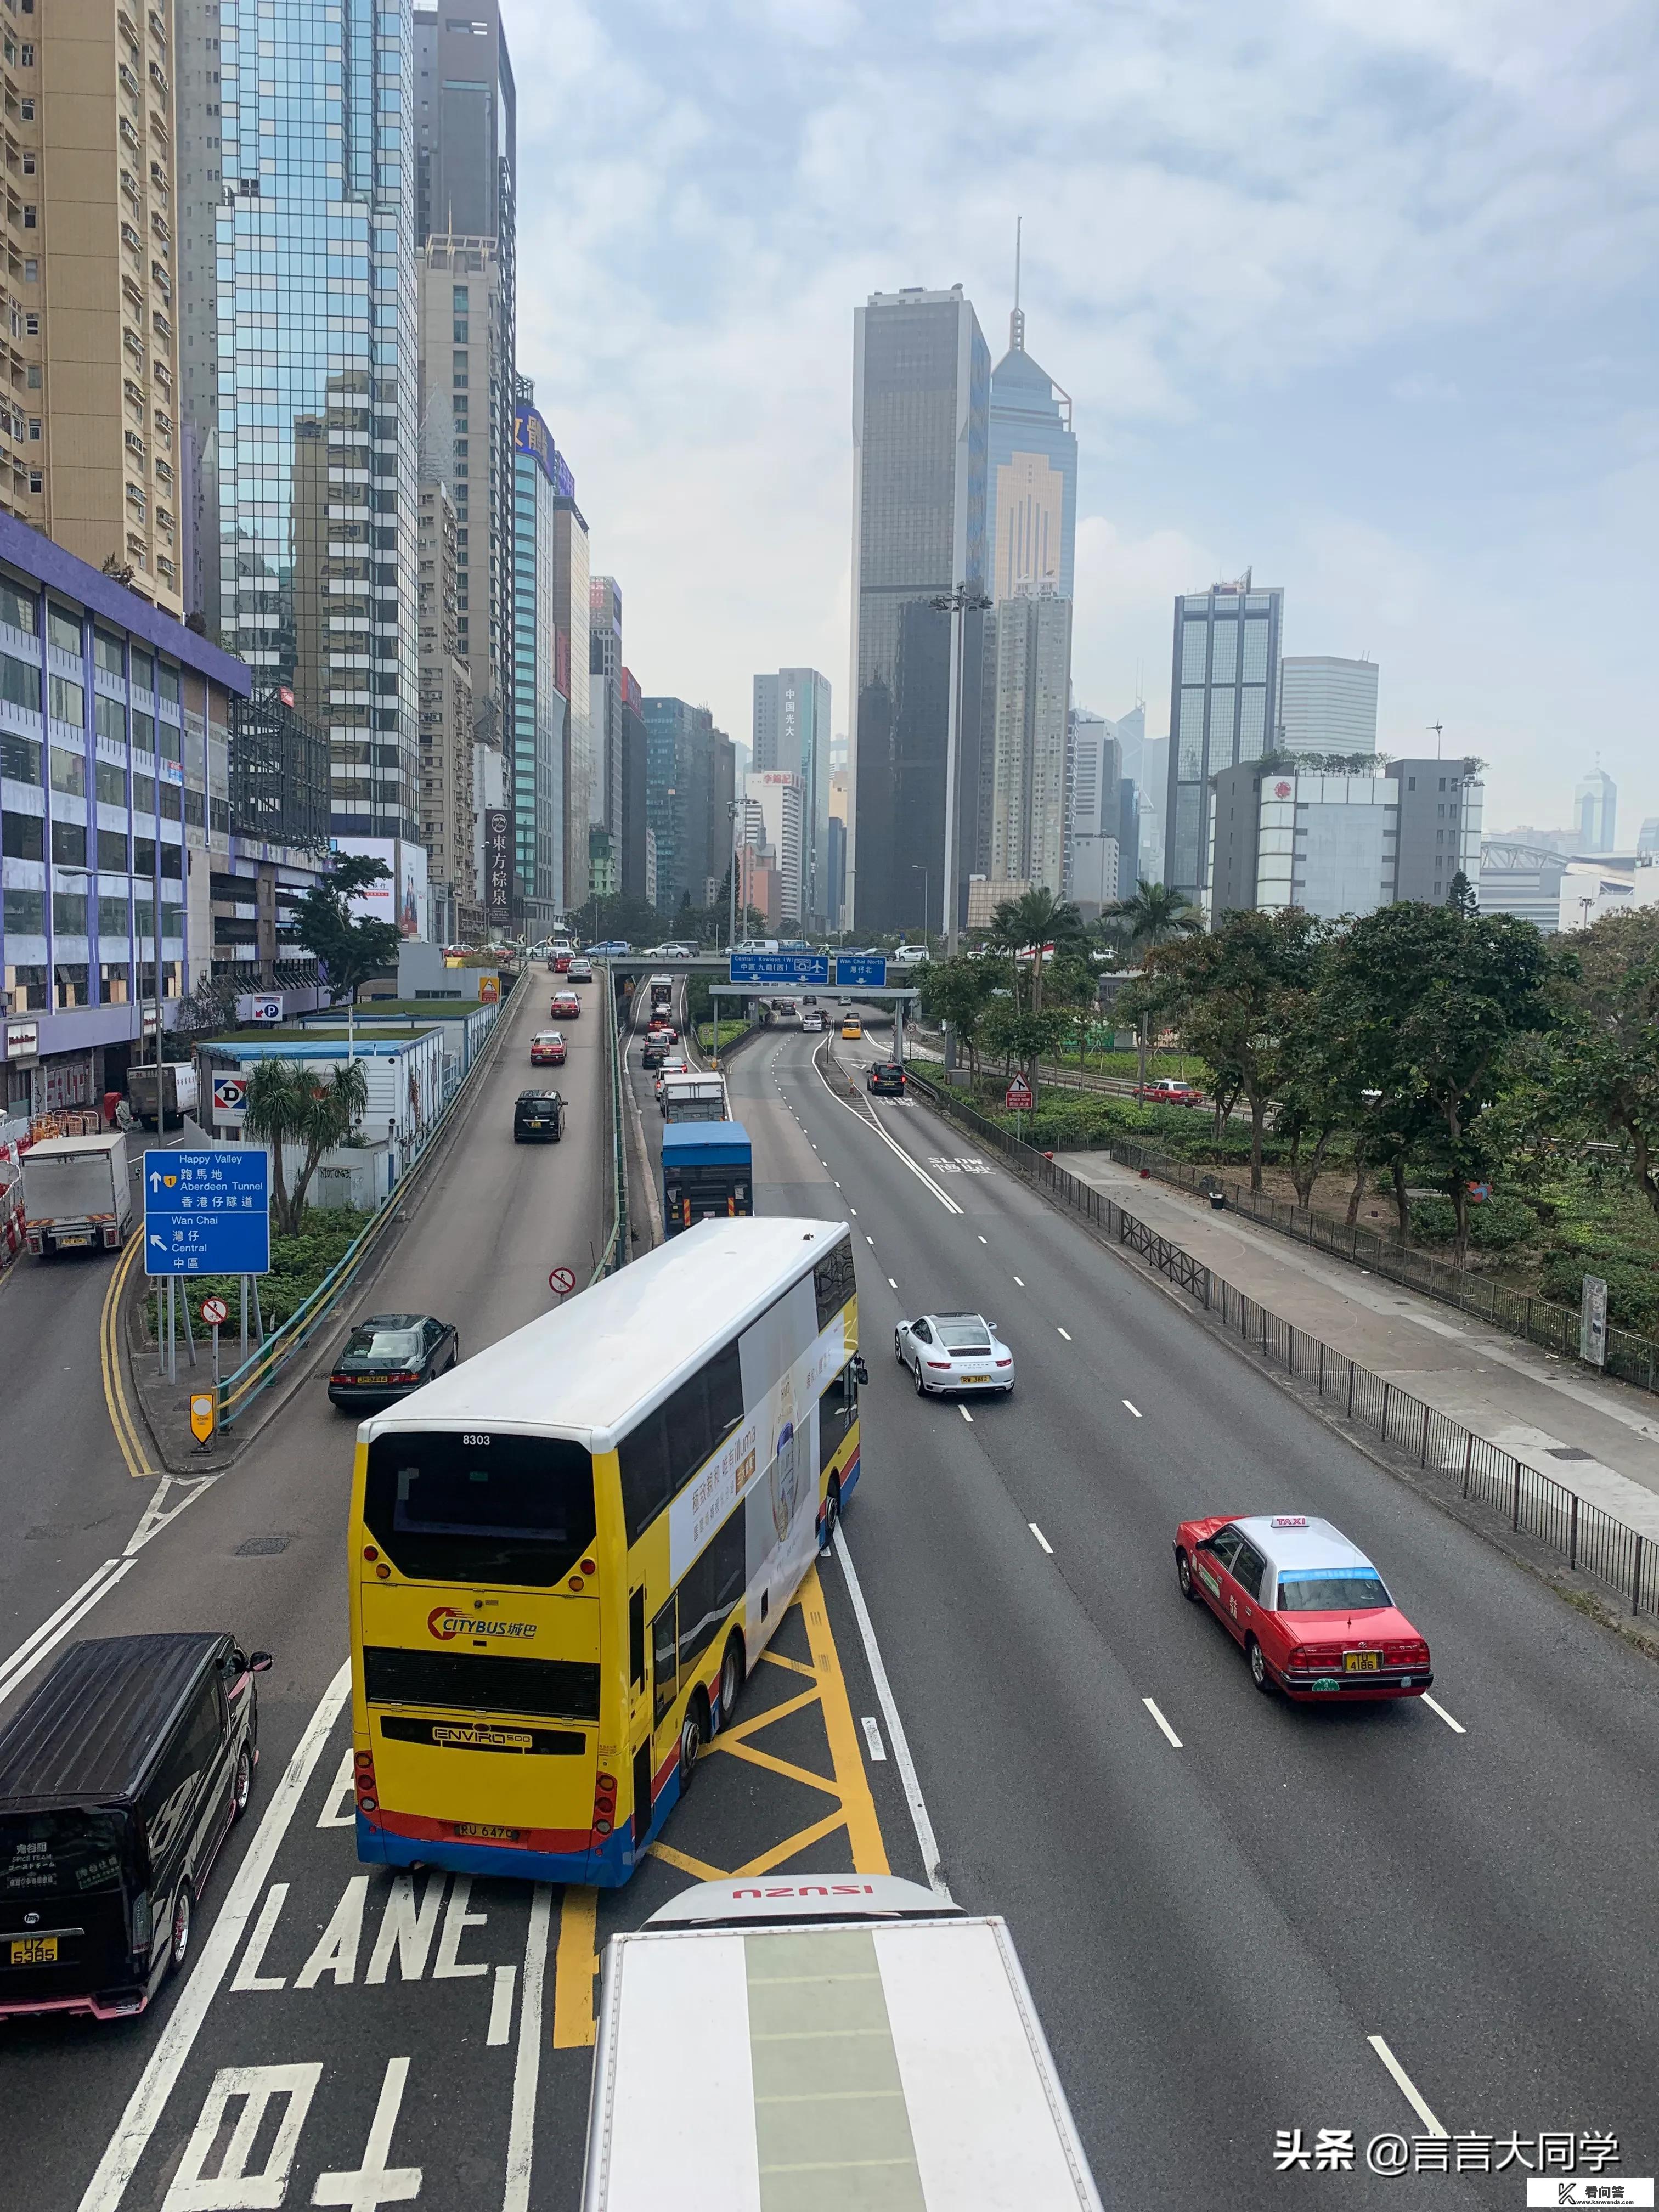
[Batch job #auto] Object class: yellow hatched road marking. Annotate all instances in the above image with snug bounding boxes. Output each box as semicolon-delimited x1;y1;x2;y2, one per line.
100;1235;154;1481
760;1650;816;1679
716;1736;841;1797
799;1568;889;1877
648;1840;726;1883
718;1683;822;1742
730;1808;849;1880
551;1886;597;2049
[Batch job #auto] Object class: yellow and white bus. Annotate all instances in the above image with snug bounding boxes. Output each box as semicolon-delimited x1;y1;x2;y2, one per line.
347;1217;864;1887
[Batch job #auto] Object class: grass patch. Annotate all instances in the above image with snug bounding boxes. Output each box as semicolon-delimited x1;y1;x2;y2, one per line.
145;1206;374;1340
697;1020;749;1053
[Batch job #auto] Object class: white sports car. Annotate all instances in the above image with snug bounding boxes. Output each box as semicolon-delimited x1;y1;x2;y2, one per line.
894;1312;1015;1397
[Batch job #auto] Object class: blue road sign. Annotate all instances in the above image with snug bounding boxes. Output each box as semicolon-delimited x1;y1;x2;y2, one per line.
834;953;888;989
143;1148;271;1276
728;952;831;986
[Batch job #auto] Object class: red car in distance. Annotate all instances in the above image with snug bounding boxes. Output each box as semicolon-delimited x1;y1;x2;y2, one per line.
1140;1077;1205;1108
530;1030;566;1066
1173;1513;1432;1702
550;991;582;1020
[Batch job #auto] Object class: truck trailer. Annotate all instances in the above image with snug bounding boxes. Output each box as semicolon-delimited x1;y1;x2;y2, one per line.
21;1132;133;1256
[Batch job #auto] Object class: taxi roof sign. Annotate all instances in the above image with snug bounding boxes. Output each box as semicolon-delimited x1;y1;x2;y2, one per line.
1269;1515;1308;1527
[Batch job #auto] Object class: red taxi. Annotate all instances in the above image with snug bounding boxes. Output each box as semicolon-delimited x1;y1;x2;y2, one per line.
1141;1077;1204;1108
1173;1513;1431;1701
530;1030;567;1066
550;990;582;1020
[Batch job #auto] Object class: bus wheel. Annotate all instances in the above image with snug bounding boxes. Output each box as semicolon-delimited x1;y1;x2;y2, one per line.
718;1635;744;1731
679;1694;708;1791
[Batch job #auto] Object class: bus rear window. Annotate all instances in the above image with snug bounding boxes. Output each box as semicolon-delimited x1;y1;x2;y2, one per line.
365;1432;596;1587
1;1810;131;1896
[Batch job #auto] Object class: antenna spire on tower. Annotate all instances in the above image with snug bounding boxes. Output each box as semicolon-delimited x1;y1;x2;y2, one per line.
1010;216;1025;352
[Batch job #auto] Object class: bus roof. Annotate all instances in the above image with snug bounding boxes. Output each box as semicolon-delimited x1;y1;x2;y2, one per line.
362;1214;846;1452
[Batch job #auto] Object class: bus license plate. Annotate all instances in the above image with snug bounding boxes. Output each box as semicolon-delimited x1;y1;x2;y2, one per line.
10;1935;58;1965
454;1822;520;1842
1344;1651;1380;1672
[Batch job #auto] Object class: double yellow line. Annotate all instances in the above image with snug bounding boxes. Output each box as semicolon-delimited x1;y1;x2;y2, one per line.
100;1236;155;1481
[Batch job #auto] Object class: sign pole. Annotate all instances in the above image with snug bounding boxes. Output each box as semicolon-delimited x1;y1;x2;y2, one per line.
211;1321;220;1388
180;1286;197;1367
252;1276;263;1342
240;1274;249;1363
166;1276;175;1385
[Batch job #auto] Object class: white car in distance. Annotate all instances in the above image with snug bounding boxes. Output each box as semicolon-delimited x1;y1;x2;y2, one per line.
895;1312;1015;1397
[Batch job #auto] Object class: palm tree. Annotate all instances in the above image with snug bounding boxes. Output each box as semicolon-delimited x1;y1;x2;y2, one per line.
244;1057;371;1234
986;886;1087;1018
1101;880;1202;1096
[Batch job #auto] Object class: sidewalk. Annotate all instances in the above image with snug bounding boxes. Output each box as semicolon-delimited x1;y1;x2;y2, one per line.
1068;1150;1659;1543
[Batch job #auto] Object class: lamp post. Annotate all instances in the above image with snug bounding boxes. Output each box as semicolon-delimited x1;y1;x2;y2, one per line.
929;582;991;959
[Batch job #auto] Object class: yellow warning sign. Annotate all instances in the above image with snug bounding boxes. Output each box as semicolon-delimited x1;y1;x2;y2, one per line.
189;1392;215;1445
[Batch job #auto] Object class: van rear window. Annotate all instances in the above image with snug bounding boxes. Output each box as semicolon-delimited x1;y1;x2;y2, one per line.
1;1810;129;1895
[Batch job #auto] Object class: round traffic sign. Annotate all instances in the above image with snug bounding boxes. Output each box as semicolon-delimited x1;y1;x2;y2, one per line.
200;1295;230;1326
549;1266;576;1295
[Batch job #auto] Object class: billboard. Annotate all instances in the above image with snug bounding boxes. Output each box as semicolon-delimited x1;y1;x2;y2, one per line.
335;838;428;941
484;809;513;919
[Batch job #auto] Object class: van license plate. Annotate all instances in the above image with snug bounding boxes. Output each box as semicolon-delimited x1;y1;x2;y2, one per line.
1344;1651;1380;1672
10;1935;58;1965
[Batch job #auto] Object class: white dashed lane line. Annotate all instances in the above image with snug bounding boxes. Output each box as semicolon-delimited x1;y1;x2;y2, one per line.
1124;1400;1142;1418
1029;1523;1053;1555
887;1278;897;1290
959;1406;974;1425
1057;1327;1072;1341
1143;1698;1182;1748
861;1716;887;1762
1367;2034;1447;2137
1422;1694;1466;1735
866;1235;874;1246
978;1234;987;1244
1013;1276;1025;1287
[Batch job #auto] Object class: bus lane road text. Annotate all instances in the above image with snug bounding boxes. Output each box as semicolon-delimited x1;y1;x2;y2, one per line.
78;1703;558;2212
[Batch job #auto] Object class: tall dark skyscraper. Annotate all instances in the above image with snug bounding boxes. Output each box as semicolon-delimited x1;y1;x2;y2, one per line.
849;286;989;935
1163;574;1284;905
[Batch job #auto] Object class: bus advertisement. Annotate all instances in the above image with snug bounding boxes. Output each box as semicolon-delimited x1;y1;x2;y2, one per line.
346;1218;862;1887
662;1121;752;1235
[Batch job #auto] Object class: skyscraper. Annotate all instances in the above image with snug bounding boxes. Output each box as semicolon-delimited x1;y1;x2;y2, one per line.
985;271;1076;603
618;666;649;905
988;586;1071;897
550;496;591;910
512;393;566;928
590;577;623;834
742;773;805;926
1065;707;1124;915
1278;656;1379;756
20;0;184;611
1163;574;1284;904
1575;768;1617;853
416;478;475;940
194;0;421;847
849;286;989;935
643;697;732;916
753;669;832;926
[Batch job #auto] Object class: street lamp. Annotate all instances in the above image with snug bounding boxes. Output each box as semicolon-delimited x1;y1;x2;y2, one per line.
929;582;991;958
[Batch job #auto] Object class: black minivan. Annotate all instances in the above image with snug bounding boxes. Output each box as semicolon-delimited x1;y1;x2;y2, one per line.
0;1631;270;2022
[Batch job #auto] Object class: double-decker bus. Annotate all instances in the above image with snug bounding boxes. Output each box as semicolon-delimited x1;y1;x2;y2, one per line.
347;1217;862;1886
662;1121;752;1235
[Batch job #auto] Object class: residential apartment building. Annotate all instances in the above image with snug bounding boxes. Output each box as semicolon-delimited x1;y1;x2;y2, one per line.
511;392;565;930
0;511;337;1119
416;478;475;942
753;667;831;926
183;0;421;850
1164;574;1284;904
1277;656;1378;756
988;585;1070;898
7;0;185;611
849;285;989;934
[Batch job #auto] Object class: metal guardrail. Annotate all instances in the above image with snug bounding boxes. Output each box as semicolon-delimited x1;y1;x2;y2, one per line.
590;986;628;1286
1107;1137;1659;1397
213;972;521;1428
906;1069;1659;1624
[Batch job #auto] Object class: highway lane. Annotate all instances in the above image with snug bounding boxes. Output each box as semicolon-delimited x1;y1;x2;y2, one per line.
724;1019;1659;2208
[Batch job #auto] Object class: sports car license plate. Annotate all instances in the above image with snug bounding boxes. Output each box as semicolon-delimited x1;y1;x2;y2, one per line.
10;1935;57;1965
963;1373;991;1384
1344;1651;1380;1672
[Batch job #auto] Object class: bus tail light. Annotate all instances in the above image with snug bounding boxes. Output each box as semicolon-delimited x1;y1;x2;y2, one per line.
354;1747;379;1816
593;1769;617;1837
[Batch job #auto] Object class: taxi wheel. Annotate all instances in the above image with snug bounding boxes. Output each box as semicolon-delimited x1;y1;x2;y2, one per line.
166;1883;193;1977
230;1745;253;1822
1176;1549;1200;1602
1247;1637;1274;1695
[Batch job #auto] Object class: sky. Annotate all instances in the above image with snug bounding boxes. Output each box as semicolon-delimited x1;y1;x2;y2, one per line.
509;0;1659;842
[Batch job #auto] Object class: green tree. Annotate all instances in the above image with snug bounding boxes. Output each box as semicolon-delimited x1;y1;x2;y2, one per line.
243;1056;371;1234
986;886;1087;1020
1554;908;1659;1220
981;997;1069;1093
1100;880;1202;1094
1135;907;1328;1191
293;855;402;1052
1323;902;1558;1260
918;953;1002;1082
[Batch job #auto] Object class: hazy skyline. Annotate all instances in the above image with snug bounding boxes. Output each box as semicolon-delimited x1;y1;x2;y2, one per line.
509;0;1658;839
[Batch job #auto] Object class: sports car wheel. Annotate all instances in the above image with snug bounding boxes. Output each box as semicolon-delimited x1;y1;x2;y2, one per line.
913;1361;926;1396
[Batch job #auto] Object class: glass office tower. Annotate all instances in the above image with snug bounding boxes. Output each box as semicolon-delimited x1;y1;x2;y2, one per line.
848;286;989;935
212;0;421;843
1163;575;1283;906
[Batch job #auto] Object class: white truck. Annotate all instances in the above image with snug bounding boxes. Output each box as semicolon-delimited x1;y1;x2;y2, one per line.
125;1059;199;1129
658;1072;729;1124
22;1131;133;1256
581;1875;1103;2211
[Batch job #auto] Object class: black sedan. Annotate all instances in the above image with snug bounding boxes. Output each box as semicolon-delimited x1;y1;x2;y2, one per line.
514;1088;565;1141
328;1313;459;1410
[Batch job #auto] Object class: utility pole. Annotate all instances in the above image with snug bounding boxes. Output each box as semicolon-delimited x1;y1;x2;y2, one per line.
929;582;991;958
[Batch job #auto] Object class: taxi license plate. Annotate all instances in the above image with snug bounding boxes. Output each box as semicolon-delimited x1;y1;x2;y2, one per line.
58;1235;91;1249
1344;1651;1380;1672
10;1935;58;1965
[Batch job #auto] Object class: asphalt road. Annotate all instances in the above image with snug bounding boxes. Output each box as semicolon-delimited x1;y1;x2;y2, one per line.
6;984;1656;2209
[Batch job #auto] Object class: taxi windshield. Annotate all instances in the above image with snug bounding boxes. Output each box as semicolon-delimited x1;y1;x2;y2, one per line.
1278;1570;1391;1610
